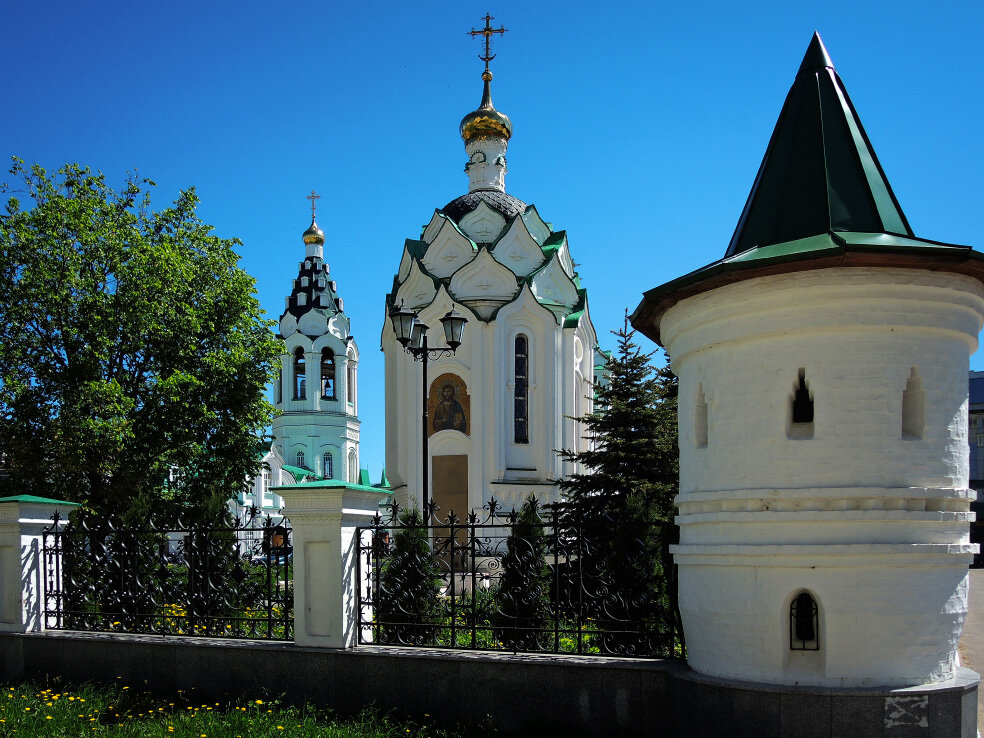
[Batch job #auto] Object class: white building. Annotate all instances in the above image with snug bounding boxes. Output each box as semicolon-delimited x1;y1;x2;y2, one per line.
632;33;984;688
382;58;601;517
271;211;361;492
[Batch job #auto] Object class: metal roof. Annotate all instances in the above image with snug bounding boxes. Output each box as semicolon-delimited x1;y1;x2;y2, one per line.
630;33;984;345
727;32;911;257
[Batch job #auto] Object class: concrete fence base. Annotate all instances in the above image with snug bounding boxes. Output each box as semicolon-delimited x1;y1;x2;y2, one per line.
0;631;976;737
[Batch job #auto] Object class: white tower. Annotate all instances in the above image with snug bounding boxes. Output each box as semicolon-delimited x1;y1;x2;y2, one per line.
633;34;984;688
382;20;600;517
273;195;361;485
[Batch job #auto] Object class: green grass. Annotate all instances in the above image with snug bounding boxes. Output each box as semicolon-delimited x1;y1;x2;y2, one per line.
0;680;484;737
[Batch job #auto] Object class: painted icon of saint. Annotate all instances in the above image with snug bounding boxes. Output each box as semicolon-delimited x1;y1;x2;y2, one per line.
433;383;466;432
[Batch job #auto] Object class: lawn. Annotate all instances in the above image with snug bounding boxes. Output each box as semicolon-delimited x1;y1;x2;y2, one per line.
0;680;484;736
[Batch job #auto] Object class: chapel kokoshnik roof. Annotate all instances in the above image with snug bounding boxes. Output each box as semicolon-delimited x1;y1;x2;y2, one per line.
384;18;592;330
631;32;984;345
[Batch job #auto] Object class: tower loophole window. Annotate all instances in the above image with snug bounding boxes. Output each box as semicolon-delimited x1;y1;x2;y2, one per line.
788;368;814;439
789;591;819;651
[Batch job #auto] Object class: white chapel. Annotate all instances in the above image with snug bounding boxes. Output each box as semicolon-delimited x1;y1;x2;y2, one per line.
382;24;603;517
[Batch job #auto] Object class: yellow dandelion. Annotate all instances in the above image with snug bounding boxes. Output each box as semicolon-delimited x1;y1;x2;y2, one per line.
255;699;263;705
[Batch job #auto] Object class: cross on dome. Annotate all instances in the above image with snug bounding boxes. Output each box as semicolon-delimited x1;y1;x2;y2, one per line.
306;190;321;220
468;14;507;80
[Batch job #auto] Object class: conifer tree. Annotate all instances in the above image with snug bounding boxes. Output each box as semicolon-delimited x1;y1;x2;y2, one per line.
495;494;550;648
556;312;679;650
377;506;443;644
558;311;678;521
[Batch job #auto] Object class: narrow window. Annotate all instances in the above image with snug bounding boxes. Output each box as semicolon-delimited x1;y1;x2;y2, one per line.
275;368;282;404
789;591;819;650
695;384;708;448
320;348;336;399
348;450;358;483
296;451;305;468
293;348;306;400
902;367;925;439
323;453;333;479
788;368;814;439
514;335;529;443
347;363;356;406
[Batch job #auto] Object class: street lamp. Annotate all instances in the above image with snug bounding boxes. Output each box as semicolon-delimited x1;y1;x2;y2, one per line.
389;301;468;519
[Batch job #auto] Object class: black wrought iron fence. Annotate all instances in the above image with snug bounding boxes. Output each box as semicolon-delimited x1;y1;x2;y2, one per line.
43;508;293;640
356;497;684;658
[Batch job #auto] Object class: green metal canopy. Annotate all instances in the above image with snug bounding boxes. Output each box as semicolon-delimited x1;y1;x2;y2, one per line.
630;33;984;345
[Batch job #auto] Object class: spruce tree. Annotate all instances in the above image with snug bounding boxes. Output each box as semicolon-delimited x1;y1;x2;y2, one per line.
556;311;679;653
558;311;678;521
376;506;443;644
494;494;551;649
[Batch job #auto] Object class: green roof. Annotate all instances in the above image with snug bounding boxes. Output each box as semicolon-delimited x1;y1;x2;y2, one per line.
727;33;911;257
270;479;392;495
0;495;80;506
631;33;984;345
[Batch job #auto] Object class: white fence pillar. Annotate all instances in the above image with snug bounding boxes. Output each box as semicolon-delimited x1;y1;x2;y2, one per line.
0;496;78;633
277;483;390;648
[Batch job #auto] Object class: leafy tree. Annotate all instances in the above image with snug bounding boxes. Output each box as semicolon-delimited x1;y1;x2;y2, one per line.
494;494;551;648
556;311;679;652
0;160;281;523
376;506;443;644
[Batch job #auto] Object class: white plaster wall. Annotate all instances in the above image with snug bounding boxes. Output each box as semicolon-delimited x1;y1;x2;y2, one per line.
661;267;984;687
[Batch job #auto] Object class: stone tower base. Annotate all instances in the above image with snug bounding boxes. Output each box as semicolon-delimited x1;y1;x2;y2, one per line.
673;667;979;738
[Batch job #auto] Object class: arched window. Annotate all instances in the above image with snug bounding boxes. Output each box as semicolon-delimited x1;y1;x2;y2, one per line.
295;451;305;468
320;348;336;399
275;368;282;404
789;591;819;650
514;334;529;444
323;453;333;479
293;348;306;400
347;363;356;406
348;450;358;483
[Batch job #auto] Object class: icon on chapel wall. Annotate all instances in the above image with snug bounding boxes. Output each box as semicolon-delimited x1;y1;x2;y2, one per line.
428;373;470;436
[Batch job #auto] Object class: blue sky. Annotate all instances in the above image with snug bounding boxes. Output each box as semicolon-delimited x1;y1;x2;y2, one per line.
4;0;982;478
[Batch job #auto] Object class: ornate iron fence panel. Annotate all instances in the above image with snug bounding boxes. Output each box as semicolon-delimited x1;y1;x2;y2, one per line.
356;497;684;658
43;508;293;640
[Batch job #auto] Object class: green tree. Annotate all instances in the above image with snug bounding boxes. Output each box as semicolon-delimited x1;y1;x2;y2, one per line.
557;311;679;653
0;160;281;523
376;506;443;644
494;494;551;649
558;312;678;520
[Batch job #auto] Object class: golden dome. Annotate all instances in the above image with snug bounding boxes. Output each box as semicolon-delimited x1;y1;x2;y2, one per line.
302;218;325;245
460;73;512;143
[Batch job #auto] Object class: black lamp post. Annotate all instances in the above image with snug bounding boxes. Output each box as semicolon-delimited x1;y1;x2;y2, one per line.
389;301;468;519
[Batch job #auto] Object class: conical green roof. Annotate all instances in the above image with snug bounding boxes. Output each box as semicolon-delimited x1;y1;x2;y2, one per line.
630;33;984;346
727;32;911;257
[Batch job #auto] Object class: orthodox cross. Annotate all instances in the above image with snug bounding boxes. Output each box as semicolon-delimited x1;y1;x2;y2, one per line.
468;14;507;75
306;190;321;219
